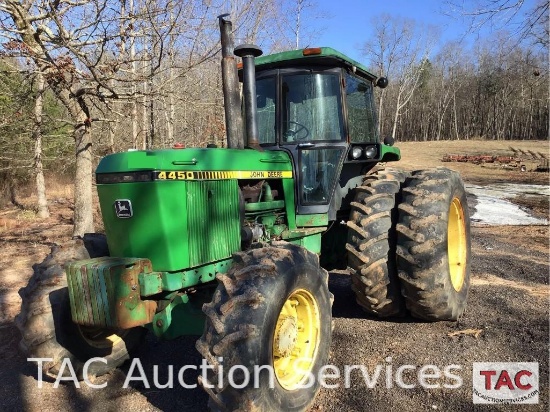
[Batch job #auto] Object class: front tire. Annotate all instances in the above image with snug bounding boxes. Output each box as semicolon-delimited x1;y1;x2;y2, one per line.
396;168;471;321
15;234;147;378
196;242;333;412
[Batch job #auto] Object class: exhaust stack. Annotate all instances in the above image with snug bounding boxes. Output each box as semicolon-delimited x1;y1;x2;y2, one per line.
234;44;263;150
218;15;244;149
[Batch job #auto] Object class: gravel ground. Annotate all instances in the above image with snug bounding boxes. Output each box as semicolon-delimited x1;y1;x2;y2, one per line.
0;222;547;412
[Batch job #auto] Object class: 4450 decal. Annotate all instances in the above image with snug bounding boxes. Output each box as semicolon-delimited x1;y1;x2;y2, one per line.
153;170;292;180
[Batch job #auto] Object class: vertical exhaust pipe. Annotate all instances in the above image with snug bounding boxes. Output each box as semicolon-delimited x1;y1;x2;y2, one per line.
218;15;244;149
234;44;263;150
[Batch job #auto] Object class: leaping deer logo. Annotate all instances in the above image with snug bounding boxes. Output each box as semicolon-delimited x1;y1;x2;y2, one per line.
114;199;133;218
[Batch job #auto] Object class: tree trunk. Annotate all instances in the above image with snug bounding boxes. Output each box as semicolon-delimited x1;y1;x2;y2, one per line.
72;125;94;237
130;0;138;148
453;91;460;139
391;94;401;139
6;0;94;236
33;71;49;218
142;75;148;150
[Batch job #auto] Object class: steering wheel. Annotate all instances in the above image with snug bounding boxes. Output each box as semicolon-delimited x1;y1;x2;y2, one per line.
284;121;309;141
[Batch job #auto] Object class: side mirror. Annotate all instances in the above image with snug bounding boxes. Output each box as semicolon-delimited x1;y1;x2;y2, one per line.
376;77;389;89
383;136;394;146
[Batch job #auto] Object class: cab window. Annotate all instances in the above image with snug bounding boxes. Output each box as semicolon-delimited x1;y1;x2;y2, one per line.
256;76;277;145
281;73;345;143
345;74;379;143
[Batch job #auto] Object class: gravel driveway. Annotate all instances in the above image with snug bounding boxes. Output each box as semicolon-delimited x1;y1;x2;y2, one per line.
0;222;547;412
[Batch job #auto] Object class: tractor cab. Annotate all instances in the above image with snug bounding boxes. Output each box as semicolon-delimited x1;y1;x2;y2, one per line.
249;48;399;215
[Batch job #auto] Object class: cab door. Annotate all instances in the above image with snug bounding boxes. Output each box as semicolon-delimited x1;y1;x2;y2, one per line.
279;68;348;214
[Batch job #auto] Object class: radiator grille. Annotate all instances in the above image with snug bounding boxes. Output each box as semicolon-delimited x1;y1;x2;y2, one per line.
187;180;241;267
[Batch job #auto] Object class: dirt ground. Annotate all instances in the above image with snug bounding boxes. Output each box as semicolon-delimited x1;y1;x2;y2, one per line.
0;140;548;411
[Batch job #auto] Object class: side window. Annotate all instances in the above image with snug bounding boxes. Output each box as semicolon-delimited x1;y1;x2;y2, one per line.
300;148;345;205
345;74;379;143
256;77;276;145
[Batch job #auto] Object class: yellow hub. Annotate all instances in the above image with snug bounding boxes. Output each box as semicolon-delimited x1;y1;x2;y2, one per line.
448;197;467;291
78;325;125;349
273;289;320;390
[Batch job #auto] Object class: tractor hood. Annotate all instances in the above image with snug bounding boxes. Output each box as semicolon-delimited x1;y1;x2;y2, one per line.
95;148;293;272
96;147;293;176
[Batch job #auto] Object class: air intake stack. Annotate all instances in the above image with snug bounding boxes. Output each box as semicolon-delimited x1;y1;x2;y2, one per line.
234;44;263;150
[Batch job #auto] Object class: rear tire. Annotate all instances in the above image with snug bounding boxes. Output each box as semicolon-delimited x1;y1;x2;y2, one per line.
346;168;409;317
396;168;471;321
15;234;147;378
196;242;333;412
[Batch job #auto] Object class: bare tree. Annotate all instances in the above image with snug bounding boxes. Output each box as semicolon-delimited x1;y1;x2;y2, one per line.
446;0;549;48
1;0;101;236
0;0;221;234
290;0;312;49
379;32;548;142
32;71;49;218
363;15;437;139
432;42;467;140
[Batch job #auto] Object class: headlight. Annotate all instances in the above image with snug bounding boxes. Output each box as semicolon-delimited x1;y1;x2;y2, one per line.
365;146;377;159
351;146;363;159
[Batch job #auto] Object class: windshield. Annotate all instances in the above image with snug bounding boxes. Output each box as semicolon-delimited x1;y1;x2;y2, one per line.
281;72;344;143
255;72;345;145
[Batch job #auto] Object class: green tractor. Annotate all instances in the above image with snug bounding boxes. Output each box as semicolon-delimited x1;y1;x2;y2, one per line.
16;16;470;412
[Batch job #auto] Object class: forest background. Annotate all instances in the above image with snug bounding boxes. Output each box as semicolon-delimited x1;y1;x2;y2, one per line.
0;0;547;235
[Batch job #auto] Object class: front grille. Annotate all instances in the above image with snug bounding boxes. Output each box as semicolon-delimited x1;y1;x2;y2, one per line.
187;180;241;267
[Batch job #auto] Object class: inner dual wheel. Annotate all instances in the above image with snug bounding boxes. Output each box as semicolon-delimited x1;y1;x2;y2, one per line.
346;167;471;321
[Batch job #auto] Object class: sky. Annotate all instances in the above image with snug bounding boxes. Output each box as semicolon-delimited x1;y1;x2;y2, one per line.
306;0;539;64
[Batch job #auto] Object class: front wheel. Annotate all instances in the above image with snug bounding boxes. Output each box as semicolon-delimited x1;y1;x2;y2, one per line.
396;168;471;321
196;242;333;411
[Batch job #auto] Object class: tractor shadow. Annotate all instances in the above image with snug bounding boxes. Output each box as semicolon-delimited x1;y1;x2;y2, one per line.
118;332;208;411
328;271;420;324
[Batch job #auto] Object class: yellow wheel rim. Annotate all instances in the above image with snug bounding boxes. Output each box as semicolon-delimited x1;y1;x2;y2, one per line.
448;197;467;292
78;325;125;349
273;289;320;390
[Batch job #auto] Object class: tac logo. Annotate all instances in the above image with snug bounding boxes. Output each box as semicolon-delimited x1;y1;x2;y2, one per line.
114;199;133;218
473;362;539;404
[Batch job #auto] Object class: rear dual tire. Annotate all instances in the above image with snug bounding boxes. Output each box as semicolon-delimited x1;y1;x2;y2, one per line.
346;167;471;321
396;168;471;321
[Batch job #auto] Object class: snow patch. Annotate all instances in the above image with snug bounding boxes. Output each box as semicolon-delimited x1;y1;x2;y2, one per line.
466;184;548;226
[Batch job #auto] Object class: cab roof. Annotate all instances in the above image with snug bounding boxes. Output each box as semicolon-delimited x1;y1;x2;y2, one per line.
254;47;377;82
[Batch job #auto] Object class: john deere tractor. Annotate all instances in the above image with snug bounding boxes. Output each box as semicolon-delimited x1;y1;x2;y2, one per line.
16;16;470;412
